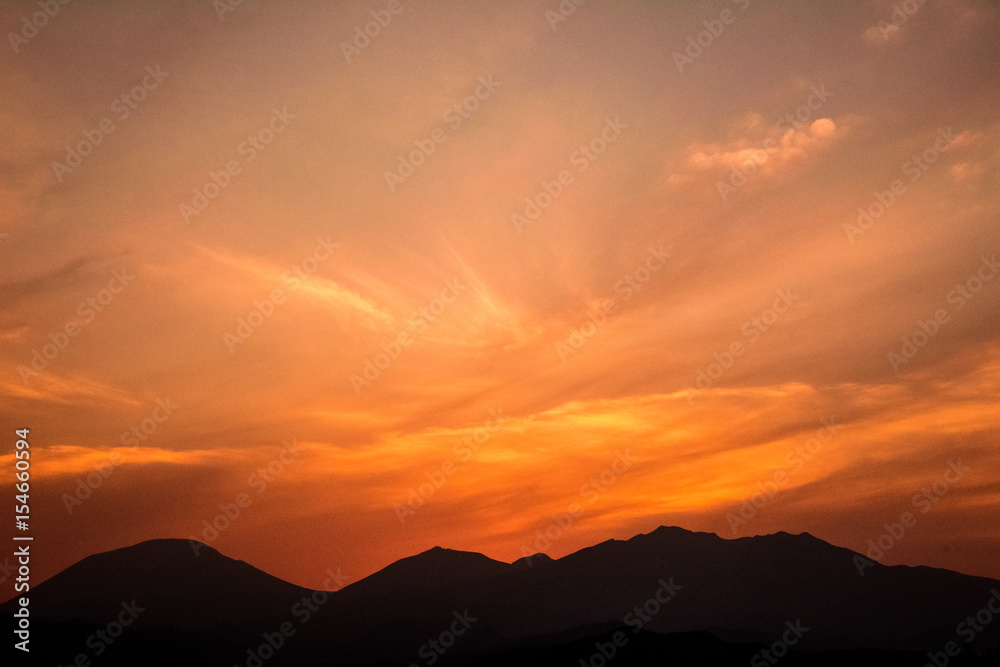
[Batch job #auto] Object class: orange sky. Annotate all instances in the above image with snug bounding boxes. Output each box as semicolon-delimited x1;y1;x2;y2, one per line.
2;0;999;590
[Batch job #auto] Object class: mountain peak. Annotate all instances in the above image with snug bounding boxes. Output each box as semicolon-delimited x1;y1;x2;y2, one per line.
742;529;841;551
87;537;221;561
411;545;491;560
3;536;309;630
338;545;511;597
627;524;720;545
401;545;509;570
513;552;554;569
649;525;699;538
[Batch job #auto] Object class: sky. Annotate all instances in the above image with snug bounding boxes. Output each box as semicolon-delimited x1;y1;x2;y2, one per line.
1;0;999;590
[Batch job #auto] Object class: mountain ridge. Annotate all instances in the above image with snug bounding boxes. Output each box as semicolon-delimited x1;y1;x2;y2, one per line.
4;525;998;660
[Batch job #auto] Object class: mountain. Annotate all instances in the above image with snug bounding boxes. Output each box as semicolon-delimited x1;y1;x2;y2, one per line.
307;526;1000;656
4;538;311;631
491;526;999;650
4;527;999;665
339;545;512;597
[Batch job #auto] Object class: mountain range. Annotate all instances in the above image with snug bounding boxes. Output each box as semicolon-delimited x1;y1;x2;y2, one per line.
4;526;999;666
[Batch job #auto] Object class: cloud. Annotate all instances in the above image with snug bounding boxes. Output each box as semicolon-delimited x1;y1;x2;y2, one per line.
666;117;841;198
0;371;141;407
0;255;98;309
5;445;221;478
3;0;999;587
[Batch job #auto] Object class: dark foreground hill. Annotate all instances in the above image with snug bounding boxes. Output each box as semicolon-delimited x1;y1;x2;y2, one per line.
8;538;311;630
4;527;999;665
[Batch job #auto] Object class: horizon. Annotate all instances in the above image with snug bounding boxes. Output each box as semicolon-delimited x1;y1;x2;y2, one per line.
2;0;999;596
16;523;1000;594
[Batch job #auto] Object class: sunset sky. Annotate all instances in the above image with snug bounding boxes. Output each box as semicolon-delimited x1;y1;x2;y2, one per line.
2;0;999;590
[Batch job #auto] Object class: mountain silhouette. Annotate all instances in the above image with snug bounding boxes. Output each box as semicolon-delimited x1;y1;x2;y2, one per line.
4;527;999;665
6;538;310;631
341;545;511;597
